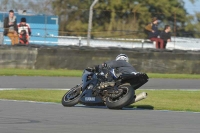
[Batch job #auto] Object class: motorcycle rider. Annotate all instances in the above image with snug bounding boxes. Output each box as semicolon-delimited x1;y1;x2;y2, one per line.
93;54;146;88
93;54;137;75
92;54;140;82
104;54;137;74
92;54;147;89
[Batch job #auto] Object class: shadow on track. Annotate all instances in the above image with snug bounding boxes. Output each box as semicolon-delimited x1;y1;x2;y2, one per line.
71;104;154;110
126;105;154;110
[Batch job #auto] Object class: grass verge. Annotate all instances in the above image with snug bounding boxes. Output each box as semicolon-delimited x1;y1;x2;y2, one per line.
0;90;66;103
131;90;200;112
0;68;82;77
0;68;200;79
0;89;200;112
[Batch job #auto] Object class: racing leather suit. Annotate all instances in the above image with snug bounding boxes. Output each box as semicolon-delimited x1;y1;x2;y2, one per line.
104;60;137;74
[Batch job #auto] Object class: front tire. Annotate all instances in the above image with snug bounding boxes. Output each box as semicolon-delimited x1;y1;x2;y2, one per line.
106;84;135;109
62;84;82;107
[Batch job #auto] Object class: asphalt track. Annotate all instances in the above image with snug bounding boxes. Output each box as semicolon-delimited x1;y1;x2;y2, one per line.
0;76;199;89
0;76;200;133
0;100;200;133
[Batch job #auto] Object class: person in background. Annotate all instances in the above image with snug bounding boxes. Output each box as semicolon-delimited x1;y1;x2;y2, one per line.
18;17;31;45
160;25;171;49
3;10;19;45
19;30;29;45
145;17;164;49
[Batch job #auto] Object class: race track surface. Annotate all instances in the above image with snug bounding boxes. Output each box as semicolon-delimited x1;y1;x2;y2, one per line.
0;100;200;133
0;76;199;89
0;76;199;133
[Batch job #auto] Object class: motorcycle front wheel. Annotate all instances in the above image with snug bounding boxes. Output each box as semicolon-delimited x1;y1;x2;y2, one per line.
62;84;82;107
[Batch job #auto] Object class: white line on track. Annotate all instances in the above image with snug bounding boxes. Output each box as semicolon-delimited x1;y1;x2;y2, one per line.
1;88;199;91
141;89;200;91
0;88;70;91
0;99;61;105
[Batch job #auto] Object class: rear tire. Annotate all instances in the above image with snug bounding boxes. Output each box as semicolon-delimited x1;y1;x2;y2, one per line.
62;84;82;107
106;84;135;109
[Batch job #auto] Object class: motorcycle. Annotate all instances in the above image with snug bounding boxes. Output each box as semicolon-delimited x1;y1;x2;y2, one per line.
62;67;149;109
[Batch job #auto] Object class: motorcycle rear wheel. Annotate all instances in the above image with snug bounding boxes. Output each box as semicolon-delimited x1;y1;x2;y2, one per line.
106;84;135;109
62;84;82;107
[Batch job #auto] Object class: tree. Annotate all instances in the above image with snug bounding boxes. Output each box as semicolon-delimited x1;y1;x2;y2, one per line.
93;0;189;38
52;0;91;36
0;0;54;14
2;0;198;38
192;12;200;38
1;0;195;38
0;0;9;11
182;0;200;38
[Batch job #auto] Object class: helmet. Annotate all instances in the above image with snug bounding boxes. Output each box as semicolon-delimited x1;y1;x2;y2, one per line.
115;54;129;62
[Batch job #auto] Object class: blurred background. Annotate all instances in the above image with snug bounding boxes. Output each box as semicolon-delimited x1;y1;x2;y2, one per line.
0;0;200;50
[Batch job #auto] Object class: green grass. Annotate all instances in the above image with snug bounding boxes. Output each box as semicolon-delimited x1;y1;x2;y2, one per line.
148;73;200;79
0;89;200;112
0;89;66;103
130;90;200;112
0;68;200;79
0;68;82;77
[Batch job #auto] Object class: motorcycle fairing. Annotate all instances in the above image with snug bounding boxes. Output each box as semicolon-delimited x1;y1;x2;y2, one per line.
79;89;104;106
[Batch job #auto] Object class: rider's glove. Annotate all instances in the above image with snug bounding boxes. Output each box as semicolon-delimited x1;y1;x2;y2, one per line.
93;65;100;73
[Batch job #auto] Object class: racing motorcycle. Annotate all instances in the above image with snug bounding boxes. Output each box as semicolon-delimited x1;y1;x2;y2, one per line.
62;67;149;109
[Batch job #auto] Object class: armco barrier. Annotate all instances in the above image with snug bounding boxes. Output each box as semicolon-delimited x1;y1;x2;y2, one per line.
0;45;200;74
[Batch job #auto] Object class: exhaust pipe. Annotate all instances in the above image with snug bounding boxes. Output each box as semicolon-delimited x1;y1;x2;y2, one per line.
134;92;148;103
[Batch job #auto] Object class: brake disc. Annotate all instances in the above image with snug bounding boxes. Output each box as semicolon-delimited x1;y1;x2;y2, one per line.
109;89;123;99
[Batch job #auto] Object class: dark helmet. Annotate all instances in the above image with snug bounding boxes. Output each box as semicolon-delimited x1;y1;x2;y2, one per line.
21;17;26;22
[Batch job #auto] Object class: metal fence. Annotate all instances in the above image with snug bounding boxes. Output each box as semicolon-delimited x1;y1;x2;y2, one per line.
1;10;200;51
0;11;59;45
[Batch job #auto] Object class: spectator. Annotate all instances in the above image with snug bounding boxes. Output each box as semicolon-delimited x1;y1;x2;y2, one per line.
19;30;29;45
3;10;18;45
145;17;164;49
18;17;31;45
160;25;171;49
